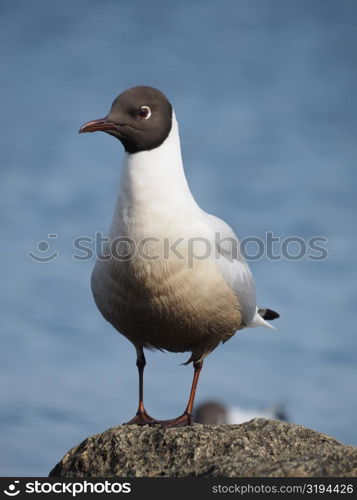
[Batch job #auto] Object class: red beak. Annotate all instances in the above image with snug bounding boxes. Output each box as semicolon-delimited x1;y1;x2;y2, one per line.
78;118;117;134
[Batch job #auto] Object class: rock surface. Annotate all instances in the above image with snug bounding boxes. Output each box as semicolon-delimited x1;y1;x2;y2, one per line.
49;418;357;477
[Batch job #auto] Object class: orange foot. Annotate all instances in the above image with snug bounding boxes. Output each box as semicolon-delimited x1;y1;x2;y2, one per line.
124;411;160;426
156;412;193;428
124;412;193;427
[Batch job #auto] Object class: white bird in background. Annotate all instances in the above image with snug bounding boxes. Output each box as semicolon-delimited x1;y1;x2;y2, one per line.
194;401;288;425
79;86;279;427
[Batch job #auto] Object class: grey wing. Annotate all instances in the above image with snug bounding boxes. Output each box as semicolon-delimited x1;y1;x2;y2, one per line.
203;211;257;326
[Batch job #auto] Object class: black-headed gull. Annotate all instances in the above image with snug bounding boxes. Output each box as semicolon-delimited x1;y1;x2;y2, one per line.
79;86;279;426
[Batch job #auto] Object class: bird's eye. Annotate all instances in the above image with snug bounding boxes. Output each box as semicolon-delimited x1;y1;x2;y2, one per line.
138;106;151;119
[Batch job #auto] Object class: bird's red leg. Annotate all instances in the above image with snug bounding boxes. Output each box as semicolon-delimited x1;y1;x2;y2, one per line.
160;360;203;427
124;347;158;425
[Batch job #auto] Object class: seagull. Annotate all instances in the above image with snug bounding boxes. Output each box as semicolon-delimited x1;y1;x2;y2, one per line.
79;86;279;427
194;401;288;425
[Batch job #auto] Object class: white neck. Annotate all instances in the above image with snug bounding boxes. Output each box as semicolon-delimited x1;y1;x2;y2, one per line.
110;112;199;237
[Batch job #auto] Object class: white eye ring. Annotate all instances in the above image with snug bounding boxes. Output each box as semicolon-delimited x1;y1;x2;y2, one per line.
139;106;152;119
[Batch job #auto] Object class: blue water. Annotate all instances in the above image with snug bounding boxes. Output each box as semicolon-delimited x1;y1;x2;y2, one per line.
1;0;356;476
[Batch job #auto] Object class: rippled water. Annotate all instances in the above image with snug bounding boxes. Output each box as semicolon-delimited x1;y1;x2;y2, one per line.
1;0;356;476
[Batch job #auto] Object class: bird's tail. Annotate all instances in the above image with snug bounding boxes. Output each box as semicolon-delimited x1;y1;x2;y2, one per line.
258;307;280;320
248;307;280;329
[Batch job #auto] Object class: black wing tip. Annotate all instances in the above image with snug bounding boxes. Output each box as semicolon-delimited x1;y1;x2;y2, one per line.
259;308;280;320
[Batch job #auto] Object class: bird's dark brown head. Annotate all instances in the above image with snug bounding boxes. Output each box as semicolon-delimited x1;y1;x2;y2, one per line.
79;86;173;154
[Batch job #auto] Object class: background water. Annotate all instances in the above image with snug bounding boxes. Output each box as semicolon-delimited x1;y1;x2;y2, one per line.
1;0;356;476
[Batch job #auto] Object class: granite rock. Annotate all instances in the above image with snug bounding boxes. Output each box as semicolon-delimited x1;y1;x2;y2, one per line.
49;418;357;477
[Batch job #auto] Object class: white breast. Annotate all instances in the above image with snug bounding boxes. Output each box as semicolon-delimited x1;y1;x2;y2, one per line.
91;112;249;355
